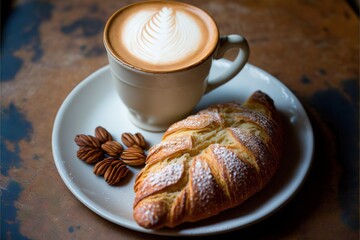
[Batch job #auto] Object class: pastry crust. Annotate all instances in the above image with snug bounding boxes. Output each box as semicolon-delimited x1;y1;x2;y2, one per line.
133;91;283;229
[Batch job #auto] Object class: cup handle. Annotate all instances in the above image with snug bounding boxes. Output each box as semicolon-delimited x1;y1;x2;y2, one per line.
205;34;249;94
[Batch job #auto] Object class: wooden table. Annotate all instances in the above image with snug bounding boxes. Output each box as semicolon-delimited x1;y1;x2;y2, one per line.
1;0;359;239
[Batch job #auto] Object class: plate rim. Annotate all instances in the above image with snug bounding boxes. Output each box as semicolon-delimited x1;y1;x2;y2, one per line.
52;62;314;236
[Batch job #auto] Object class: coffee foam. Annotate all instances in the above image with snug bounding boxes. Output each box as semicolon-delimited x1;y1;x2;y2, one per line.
105;2;219;72
123;7;202;65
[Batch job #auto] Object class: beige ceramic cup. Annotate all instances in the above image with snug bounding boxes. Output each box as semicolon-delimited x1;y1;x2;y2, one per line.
104;1;249;132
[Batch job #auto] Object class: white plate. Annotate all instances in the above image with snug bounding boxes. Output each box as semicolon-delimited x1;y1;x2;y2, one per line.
52;60;314;236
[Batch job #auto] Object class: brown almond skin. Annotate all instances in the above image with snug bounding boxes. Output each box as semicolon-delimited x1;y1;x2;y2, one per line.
77;147;104;164
101;141;123;157
121;132;137;148
134;133;147;149
121;146;146;166
94;157;116;175
74;134;101;148
104;160;129;185
95;126;113;143
94;158;129;185
123;158;145;166
121;132;147;149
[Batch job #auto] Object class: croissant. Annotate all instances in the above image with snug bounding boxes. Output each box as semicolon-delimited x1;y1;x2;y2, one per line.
133;90;283;229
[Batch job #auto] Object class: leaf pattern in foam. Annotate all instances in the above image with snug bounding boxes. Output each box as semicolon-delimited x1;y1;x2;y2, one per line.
130;7;201;64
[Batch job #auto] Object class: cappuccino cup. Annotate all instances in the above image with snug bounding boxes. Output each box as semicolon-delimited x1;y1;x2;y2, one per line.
104;1;249;131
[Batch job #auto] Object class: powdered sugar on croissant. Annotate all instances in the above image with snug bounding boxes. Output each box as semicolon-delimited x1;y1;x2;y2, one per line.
133;91;283;229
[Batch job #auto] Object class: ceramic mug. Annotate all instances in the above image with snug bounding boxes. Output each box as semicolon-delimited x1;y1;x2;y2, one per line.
104;1;249;131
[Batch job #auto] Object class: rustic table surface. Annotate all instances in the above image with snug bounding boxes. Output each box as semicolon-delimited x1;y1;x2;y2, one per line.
1;0;359;239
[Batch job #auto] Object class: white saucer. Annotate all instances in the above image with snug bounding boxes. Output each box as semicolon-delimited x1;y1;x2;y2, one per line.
52;60;314;236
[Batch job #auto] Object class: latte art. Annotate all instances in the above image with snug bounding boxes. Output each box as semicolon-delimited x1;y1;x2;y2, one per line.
123;7;201;65
104;1;219;72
